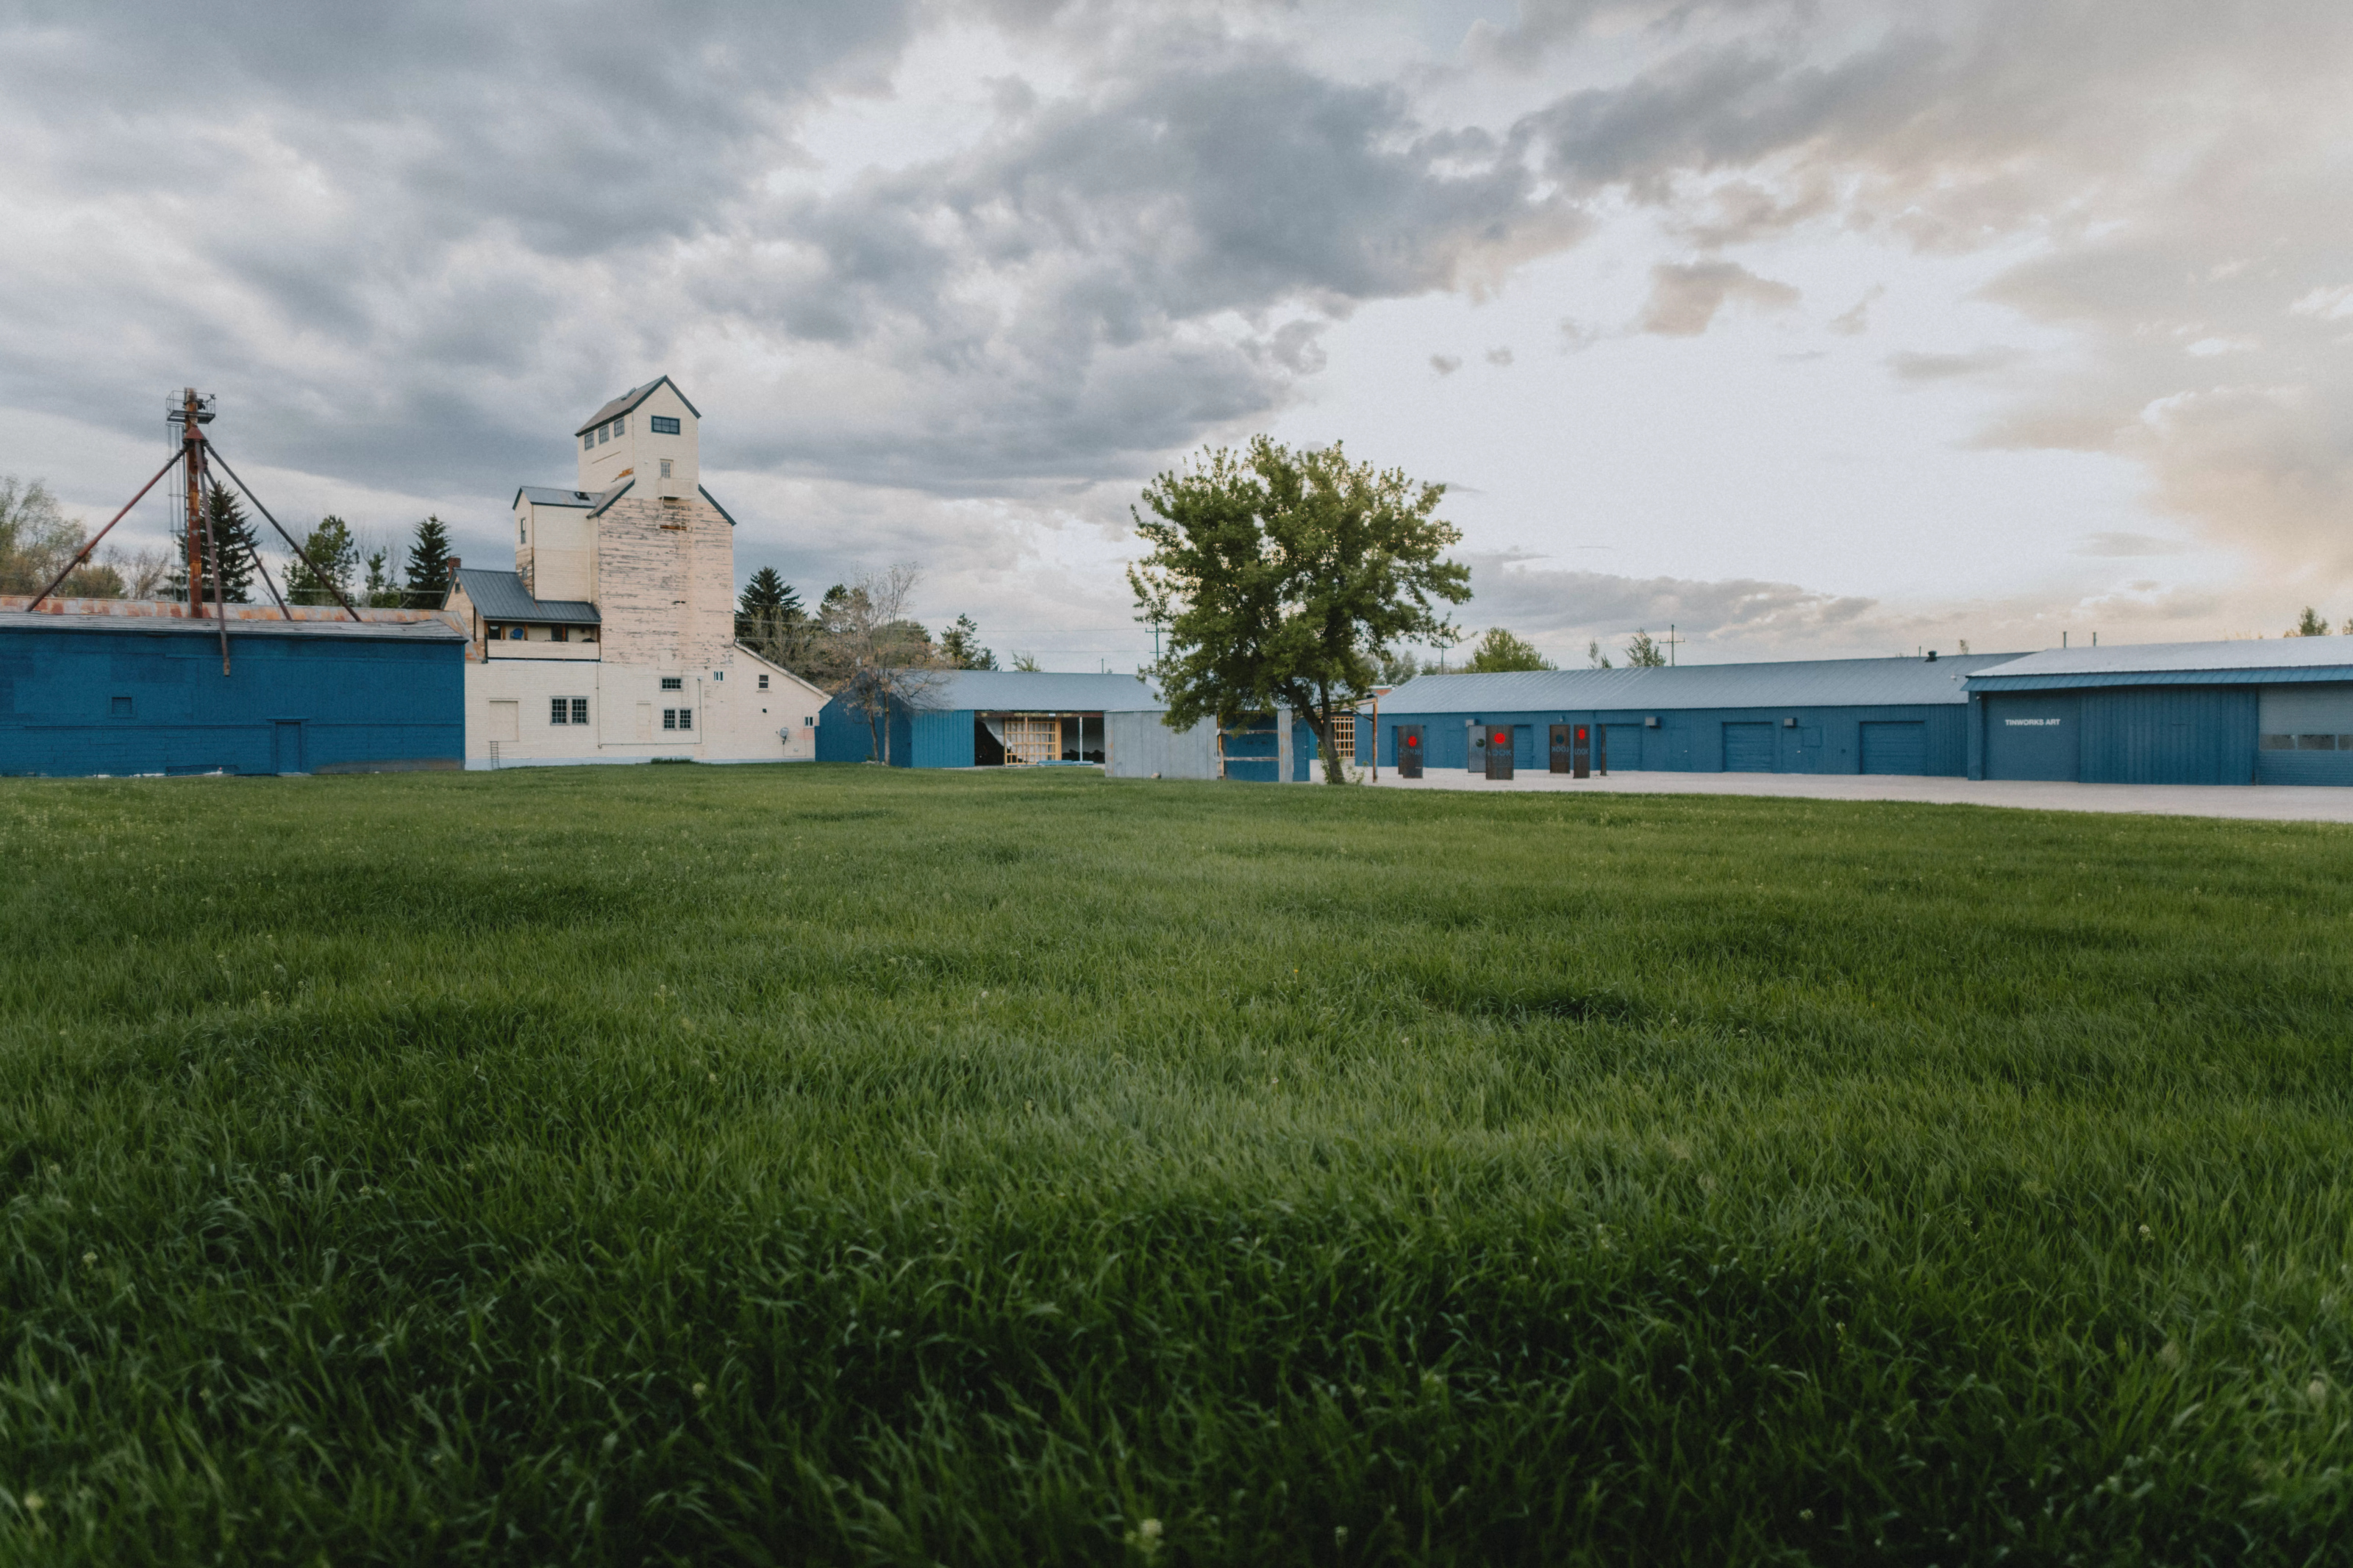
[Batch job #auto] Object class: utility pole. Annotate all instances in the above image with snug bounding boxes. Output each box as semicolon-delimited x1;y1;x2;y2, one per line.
172;387;212;610
1665;623;1683;667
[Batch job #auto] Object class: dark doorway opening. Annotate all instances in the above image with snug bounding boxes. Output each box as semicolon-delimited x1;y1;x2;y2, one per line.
974;717;1006;766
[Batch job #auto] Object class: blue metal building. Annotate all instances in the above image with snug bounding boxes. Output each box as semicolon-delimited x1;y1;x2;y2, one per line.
1965;638;2353;785
816;671;1161;768
1368;654;2016;776
0;609;465;777
815;670;1332;778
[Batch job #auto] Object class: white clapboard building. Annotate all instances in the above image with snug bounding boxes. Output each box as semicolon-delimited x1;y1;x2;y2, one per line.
445;377;826;767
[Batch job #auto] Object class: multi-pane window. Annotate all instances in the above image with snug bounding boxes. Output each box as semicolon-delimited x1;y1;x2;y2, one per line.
550;698;568;725
713;669;724;682
550;626;567;642
582;432;593;451
758;673;770;690
571;698;588;725
663;708;694;731
660;459;673;478
650;415;681;434
613;415;625;436
661;676;683;691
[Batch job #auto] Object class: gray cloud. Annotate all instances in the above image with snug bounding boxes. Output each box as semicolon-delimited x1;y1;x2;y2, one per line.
1888;346;2026;382
2073;531;2194;558
1636;260;1801;335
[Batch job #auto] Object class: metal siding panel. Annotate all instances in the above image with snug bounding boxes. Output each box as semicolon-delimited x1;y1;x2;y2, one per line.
1106;712;1219;778
1970;667;2353;692
1985;693;2080;780
907;709;974;769
2079;687;2254;785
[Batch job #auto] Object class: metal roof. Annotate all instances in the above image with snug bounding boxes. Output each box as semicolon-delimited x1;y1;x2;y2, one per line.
515;485;598;508
1967;637;2353;690
697;484;738;526
0;609;463;643
574;376;701;437
450;568;600;626
1379;653;2021;714
916;670;1165;712
587;479;633;516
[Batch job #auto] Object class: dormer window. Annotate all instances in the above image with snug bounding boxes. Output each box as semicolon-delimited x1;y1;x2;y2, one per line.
650;415;680;435
596;424;609;445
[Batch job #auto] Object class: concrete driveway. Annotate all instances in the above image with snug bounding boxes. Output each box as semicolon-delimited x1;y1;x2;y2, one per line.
1363;768;2353;824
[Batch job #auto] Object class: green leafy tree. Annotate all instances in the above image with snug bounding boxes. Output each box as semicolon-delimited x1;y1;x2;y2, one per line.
362;546;405;608
1010;651;1043;673
821;565;946;762
404;515;454;609
285;515;360;605
2289;606;2332;637
1623;629;1668;667
1377;648;1421;685
1129;436;1470;784
1464;627;1554;672
1587;639;1613;669
164;484;259;604
0;476;113;595
940;614;997;670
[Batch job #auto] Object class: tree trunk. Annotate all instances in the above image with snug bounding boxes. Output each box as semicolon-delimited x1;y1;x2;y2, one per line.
1314;698;1348;785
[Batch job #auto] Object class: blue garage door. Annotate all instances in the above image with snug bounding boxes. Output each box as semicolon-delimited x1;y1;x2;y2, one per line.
1985;695;2079;781
1859;720;1926;775
2081;687;2254;784
1723;721;1777;772
1605;724;1643;770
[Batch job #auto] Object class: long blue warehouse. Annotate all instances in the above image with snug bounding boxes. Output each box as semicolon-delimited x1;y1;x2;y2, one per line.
0;606;465;777
1370;654;2016;776
1965;637;2353;785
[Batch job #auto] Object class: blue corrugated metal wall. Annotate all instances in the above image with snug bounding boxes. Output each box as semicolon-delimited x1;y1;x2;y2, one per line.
0;626;461;777
907;709;976;769
1372;704;1968;776
2080;687;2255;784
1975;687;2259;784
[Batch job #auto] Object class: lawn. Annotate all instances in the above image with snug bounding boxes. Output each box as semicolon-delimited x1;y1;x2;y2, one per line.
2;764;2351;1564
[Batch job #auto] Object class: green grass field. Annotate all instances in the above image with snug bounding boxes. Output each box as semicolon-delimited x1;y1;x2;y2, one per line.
3;765;2351;1565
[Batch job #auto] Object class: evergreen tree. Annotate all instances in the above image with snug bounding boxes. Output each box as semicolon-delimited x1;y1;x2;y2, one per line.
736;566;813;670
404;515;454;608
285;515;360;605
940;613;997;670
164;484;259;604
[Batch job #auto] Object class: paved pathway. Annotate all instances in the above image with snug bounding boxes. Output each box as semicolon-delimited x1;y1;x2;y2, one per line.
1363;769;2353;823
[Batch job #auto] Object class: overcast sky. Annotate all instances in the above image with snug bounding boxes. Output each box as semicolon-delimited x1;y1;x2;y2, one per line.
4;0;2349;667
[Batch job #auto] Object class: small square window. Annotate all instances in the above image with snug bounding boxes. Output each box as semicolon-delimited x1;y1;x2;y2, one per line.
661;676;682;691
651;415;681;435
571;698;589;725
2299;734;2336;751
2261;734;2294;751
758;673;769;690
713;669;724;682
660;458;673;478
550;698;569;726
111;695;132;717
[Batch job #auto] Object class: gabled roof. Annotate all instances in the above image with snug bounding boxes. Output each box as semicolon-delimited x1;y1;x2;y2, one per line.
586;479;634;517
574;376;701;436
915;670;1165;712
1967;636;2353;690
1379;654;2022;714
450;568;599;626
514;485;598;509
697;484;738;526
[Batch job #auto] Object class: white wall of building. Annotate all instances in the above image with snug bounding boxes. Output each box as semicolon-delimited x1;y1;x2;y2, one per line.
463;646;823;767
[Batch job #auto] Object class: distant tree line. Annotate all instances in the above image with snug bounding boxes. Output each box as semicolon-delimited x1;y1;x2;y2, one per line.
1;471;459;609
